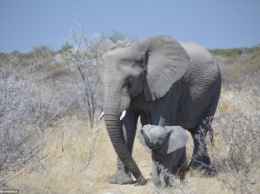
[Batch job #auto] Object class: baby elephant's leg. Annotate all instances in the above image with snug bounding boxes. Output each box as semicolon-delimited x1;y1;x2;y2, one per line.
178;148;187;181
178;164;186;181
161;155;174;188
152;163;161;186
151;152;161;186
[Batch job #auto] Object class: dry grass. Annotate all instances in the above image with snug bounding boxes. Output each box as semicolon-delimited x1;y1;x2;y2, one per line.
3;86;259;194
1;117;152;193
1;92;259;193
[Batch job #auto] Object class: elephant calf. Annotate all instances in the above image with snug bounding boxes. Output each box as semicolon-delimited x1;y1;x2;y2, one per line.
139;124;188;188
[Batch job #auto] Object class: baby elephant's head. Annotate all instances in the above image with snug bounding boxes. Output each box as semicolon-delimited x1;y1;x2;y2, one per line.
140;125;170;150
140;124;188;154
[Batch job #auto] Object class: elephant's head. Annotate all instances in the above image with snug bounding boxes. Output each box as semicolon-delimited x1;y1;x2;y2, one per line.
140;125;170;150
98;35;190;183
140;125;188;154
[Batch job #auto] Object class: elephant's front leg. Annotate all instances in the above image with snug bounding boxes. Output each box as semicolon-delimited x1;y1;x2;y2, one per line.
108;111;139;185
151;152;161;186
160;156;174;188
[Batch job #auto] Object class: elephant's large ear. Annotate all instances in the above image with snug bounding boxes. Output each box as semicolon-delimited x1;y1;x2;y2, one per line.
142;36;190;101
160;126;188;154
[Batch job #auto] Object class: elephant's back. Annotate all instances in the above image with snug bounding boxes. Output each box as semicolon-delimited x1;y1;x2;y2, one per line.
179;41;220;84
179;41;214;65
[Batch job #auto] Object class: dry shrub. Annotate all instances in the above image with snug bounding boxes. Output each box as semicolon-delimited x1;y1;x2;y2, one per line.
0;54;75;187
210;111;260;194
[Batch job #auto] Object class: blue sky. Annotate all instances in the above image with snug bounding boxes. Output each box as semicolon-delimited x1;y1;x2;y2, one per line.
1;0;260;52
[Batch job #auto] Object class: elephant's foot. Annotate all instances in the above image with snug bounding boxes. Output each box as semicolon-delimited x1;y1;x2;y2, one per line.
188;155;218;176
108;170;133;185
189;154;210;168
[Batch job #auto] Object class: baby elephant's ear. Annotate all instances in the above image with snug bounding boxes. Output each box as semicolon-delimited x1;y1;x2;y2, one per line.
160;126;188;154
138;128;146;147
137;125;154;153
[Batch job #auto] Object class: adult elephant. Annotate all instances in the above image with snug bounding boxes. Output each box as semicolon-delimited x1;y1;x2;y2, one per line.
98;35;221;185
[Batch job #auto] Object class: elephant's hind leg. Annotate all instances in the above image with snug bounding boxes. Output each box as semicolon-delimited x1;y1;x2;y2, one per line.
188;124;211;169
188;80;221;174
188;120;218;176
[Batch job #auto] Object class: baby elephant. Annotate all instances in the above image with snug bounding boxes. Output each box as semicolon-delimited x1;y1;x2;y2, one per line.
139;124;188;188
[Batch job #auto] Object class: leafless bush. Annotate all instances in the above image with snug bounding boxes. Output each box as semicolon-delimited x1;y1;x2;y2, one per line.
61;18;103;128
0;52;75;186
200;108;259;194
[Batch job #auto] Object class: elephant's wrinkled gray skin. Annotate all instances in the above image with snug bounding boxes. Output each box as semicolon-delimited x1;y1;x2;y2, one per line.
139;125;188;188
98;35;221;185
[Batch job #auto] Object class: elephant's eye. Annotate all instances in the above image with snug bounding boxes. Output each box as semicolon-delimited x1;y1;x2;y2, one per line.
136;54;145;65
139;52;149;66
137;57;144;64
126;77;133;88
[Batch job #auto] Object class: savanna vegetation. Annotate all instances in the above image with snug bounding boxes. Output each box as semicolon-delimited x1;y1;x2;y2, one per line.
0;26;259;193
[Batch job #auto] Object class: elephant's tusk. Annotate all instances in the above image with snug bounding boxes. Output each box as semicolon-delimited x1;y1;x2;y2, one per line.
120;110;126;120
98;111;104;121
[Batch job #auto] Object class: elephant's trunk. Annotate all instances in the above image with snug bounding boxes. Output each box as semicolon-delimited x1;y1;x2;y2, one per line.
103;94;144;182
